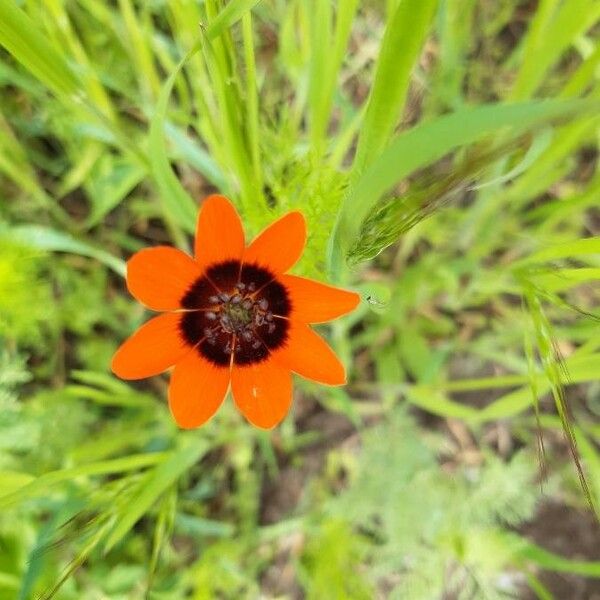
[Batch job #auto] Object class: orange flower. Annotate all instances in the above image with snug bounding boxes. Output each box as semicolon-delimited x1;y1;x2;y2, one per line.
111;195;360;429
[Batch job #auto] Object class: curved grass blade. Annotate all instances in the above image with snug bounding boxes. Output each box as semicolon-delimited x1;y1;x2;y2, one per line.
0;0;80;97
149;42;203;235
352;0;438;176
328;98;600;275
346;135;529;264
103;438;208;552
0;225;126;277
0;453;165;510
148;0;263;233
204;0;262;41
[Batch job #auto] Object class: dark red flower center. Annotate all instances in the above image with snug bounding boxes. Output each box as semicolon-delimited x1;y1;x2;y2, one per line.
179;260;290;366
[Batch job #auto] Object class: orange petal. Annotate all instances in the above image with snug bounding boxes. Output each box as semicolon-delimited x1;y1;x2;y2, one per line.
231;360;292;429
112;312;190;380
244;211;306;274
127;247;202;311
195;195;245;270
168;350;230;429
281;275;360;323
273;321;346;385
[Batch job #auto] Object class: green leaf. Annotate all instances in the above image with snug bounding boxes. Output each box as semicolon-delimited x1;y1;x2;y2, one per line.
405;388;480;420
329;98;600;273
516;538;600;577
0;470;35;495
0;0;80;97
0;572;20;591
0;453;165;510
514;238;600;267
474;353;600;423
103;438;208;551
511;0;600;100
85;157;146;227
352;0;438;176
0;225;126;276
528;268;600;293
166;122;228;191
204;0;263;41
149;44;202;234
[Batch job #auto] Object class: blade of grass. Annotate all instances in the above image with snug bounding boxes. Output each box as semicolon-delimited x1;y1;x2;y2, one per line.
351;0;438;177
204;0;263;41
511;0;600;100
307;0;333;154
0;453;166;510
103;438;208;551
328;98;600;276
241;10;262;191
0;225;126;276
516;538;600;577
0;0;80;97
118;0;161;102
149;41;203;238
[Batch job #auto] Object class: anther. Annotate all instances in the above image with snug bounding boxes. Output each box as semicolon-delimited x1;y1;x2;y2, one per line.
209;295;219;304
219;292;230;302
242;299;253;310
206;311;217;320
231;294;241;304
247;282;256;292
268;323;276;334
258;298;268;311
266;312;273;322
242;330;253;341
252;340;261;349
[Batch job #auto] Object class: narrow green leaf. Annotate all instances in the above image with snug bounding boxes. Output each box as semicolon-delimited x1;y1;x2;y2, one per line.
511;0;600;100
0;453;165;510
0;572;20;591
307;0;333;151
0;225;126;276
528;268;600;293
0;470;35;495
103;439;208;551
352;0;438;176
0;0;80;97
329;99;600;273
166;122;228;191
147;488;177;595
474;353;600;423
149;43;202;234
405;388;480;420
514;238;600;267
204;0;262;41
517;538;600;577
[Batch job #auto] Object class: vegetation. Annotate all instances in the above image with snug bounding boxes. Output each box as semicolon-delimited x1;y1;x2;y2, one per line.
1;0;599;597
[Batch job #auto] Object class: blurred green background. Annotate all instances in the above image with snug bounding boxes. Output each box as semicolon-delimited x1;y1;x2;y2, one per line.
1;0;600;598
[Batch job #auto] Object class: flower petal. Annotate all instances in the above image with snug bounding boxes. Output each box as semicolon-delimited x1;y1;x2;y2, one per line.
231;360;292;429
168;350;230;429
112;313;190;380
195;195;245;270
127;247;202;311
244;211;306;274
281;275;360;323
273;320;346;385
